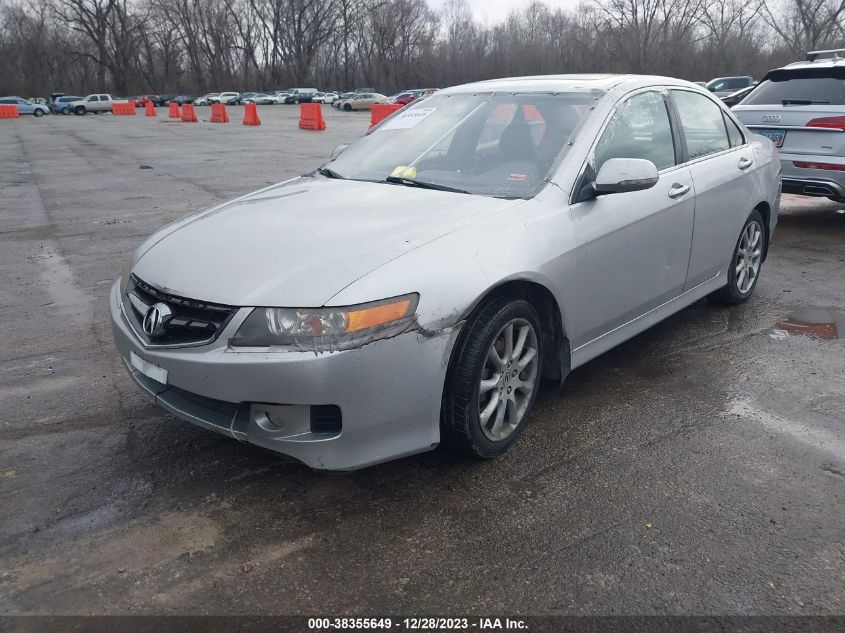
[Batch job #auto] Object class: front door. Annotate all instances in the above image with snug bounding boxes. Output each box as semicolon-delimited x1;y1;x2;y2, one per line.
568;89;695;349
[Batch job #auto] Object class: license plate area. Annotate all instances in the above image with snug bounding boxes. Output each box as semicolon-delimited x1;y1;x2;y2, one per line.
130;351;168;385
755;128;785;147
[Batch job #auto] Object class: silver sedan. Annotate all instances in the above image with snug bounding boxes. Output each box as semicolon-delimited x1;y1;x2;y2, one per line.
110;74;781;470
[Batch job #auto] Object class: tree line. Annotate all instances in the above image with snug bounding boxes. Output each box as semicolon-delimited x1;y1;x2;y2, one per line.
1;0;845;98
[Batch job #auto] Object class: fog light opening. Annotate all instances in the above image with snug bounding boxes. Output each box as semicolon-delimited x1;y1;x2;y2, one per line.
251;406;288;432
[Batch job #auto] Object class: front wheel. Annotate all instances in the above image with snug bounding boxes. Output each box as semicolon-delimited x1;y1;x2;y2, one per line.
74;106;86;115
33;109;44;117
343;103;352;111
442;297;543;458
709;209;765;304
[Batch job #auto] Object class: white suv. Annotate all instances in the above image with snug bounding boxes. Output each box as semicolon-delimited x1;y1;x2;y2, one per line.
210;92;241;105
733;50;845;202
69;94;122;115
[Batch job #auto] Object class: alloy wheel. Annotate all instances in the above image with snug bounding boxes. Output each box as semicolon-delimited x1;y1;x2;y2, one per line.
478;318;540;442
736;220;762;293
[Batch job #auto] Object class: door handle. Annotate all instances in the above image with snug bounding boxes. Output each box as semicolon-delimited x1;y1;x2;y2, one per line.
738;157;753;170
668;183;690;199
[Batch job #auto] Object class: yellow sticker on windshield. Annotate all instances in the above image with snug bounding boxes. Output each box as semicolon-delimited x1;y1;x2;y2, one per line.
390;165;417;179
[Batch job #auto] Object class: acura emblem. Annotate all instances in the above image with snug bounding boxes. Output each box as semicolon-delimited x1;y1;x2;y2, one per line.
142;302;172;338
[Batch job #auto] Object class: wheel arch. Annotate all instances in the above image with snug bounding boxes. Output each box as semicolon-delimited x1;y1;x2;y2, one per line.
753;200;771;261
451;278;571;388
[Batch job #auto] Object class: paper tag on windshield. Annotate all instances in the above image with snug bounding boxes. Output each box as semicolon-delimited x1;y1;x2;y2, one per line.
380;107;437;130
390;165;417;179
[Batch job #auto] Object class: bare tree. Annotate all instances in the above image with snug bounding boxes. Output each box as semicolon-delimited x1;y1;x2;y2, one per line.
763;0;845;54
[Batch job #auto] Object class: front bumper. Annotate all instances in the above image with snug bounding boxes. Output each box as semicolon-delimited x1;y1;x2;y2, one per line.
110;280;457;470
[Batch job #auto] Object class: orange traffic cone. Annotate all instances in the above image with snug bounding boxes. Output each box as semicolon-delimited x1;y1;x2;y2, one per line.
169;102;180;118
181;103;197;123
243;102;261;126
145;101;156;117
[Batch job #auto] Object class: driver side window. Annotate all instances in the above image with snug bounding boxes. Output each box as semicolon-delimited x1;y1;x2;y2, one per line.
593;91;677;174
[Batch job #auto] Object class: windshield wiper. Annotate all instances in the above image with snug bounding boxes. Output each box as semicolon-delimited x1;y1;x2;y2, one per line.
384;176;469;194
317;166;345;179
782;99;829;105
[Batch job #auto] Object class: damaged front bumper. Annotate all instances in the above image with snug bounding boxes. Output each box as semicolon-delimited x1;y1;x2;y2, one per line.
109;280;458;470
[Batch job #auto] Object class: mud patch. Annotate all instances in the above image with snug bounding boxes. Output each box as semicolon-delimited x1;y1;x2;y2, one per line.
777;306;844;339
2;511;219;592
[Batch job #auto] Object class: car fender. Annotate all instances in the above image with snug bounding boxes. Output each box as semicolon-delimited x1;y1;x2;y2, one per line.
327;190;576;343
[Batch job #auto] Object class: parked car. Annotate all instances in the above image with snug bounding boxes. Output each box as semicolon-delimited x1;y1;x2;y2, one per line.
391;88;437;106
240;92;259;103
193;93;219;106
50;95;84;115
171;95;195;105
721;85;756;108
337;92;388;111
68;94;123;115
332;92;357;109
244;93;275;105
284;88;318;104
210;92;240;105
706;76;754;97
0;96;50;116
132;95;161;107
312;92;338;104
733;50;845;202
159;93;178;105
110;74;780;471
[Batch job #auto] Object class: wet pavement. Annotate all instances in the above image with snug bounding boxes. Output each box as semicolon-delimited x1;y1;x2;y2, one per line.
0;109;843;615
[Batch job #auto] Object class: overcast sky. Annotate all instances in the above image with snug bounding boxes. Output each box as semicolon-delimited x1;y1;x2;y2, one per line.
429;0;585;23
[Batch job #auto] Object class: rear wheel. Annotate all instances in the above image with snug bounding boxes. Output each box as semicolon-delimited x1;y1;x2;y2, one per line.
709;209;765;304
60;107;69;115
442;297;543;458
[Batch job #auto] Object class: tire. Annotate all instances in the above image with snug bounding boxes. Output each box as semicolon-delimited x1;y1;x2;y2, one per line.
343;103;352;111
60;107;69;115
33;109;44;117
441;297;544;458
709;209;765;305
74;106;86;115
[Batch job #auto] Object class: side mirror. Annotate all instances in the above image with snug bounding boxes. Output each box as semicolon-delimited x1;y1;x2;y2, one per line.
331;144;349;160
593;158;658;195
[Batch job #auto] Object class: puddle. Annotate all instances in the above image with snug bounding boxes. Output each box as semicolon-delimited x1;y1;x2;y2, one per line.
777;306;844;339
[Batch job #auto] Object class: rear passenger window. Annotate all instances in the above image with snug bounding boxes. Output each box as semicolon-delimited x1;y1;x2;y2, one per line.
593;91;676;172
671;90;730;160
724;114;745;147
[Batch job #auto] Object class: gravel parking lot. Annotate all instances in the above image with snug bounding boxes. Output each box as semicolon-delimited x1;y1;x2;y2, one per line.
1;106;843;616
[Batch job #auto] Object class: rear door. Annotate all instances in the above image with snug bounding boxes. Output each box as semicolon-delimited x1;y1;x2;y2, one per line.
670;89;755;288
733;73;845;159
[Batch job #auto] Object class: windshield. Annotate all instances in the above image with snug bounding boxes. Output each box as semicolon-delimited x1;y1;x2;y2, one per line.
325;91;598;198
743;77;845;105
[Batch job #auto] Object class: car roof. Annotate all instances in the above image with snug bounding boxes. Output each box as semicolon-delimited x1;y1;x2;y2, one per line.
439;74;703;95
765;56;845;81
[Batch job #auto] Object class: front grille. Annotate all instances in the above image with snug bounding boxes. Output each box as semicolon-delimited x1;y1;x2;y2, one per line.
123;274;237;346
310;405;342;434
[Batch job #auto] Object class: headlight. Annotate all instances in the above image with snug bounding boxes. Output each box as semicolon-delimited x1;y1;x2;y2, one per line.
229;293;419;350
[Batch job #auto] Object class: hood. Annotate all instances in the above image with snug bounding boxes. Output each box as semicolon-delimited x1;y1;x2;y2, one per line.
132;177;519;306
